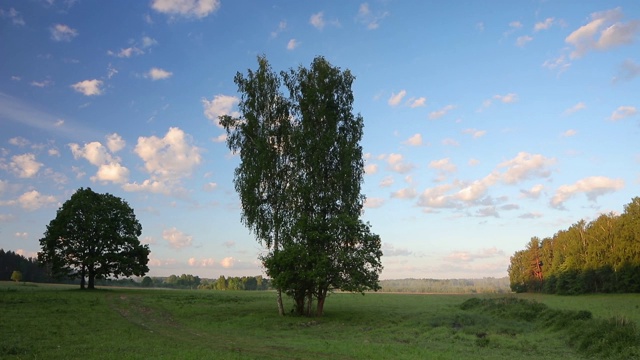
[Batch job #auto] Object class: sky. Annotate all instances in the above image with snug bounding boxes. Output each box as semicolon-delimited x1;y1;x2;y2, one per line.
1;0;639;280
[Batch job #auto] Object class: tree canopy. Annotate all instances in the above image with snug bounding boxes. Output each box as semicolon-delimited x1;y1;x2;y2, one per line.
38;187;150;289
221;56;382;316
508;196;640;294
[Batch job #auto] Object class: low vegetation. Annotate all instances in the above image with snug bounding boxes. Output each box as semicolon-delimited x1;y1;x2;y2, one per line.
2;281;639;359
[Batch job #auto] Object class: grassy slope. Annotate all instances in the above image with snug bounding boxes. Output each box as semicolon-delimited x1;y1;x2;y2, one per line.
1;281;638;359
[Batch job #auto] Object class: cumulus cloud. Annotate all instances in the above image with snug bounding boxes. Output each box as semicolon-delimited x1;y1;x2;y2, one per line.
566;7;640;59
1;8;25;26
151;0;221;19
287;39;300;50
50;24;78;41
609;106;637;120
516;35;533;47
364;197;385;209
429;104;455;119
445;247;505;263
391;187;417;199
386;153;415;174
388;90;406;106
188;257;217;267
429;158;457;182
9;190;56;211
106;133;125;153
202;182;217;191
403;133;422;146
220;257;236;268
551;176;624;208
71;79;103;96
202;94;240;127
162;227;193;249
69;141;129;184
563;102;586;115
542;54;571;73
379;176;394;187
562;129;577;137
534;17;555;31
409;97;426;108
131;127;202;187
7;153;43;178
519;212;543;219
310;11;325;29
462;128;487;138
520;184;544;199
8;137;29;147
147;67;173;80
364;163;378;175
497;152;556;184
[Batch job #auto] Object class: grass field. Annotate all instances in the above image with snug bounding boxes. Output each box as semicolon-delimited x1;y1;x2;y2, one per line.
1;281;639;359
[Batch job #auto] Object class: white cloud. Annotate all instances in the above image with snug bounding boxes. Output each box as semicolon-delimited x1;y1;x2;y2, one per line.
441;138;459;146
91;162;129;184
109;47;144;58
202;94;240;127
69;141;112;166
271;20;287;38
462;128;486;138
382;243;412;256
122;179;173;195
391;187;417;199
4;153;43;178
71;79;103;96
9;137;29;147
364;163;378;175
566;7;640;59
357;3;388;30
403;133;422;146
519;212;543;219
495;93;518;103
17;190;56;211
50;24;78;41
609;106;637;120
106;133;125;153
15;232;28;239
142;36;158;48
203;182;217;191
31;80;53;88
379;176;394;187
542;54;571;73
498;152;556;184
151;0;220;19
564;102;586;115
188;257;217;267
551;176;624;208
509;21;522;29
388;90;406;106
212;134;227;143
534;18;555;31
429;158;457;180
520;184;544;199
133;127;202;182
162;227;193;249
220;256;236;268
468;158;480;166
386;153;414;173
0;8;25;26
445;247;505;263
429;104;455;119
147;67;173;80
364;197;385;209
310;12;325;30
562;129;577;137
409;97;426;108
516;35;533;47
287;39;300;50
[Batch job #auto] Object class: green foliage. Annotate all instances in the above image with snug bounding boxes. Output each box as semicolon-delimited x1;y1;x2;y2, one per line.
379;277;511;293
221;56;382;316
508;197;640;294
10;271;22;283
37;188;150;289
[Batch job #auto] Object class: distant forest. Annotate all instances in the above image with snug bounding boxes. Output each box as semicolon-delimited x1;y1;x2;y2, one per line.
508;197;640;294
378;278;510;294
2;249;512;293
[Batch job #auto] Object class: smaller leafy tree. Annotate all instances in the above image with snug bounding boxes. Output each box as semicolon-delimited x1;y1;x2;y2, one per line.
38;187;150;289
11;270;22;283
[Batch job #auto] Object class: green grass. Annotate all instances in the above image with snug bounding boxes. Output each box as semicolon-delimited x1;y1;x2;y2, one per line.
1;281;639;359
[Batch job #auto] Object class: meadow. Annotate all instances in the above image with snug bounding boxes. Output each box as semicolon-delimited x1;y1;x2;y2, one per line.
1;281;639;359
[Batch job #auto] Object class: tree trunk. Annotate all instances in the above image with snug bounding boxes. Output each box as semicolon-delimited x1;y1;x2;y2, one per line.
88;267;95;289
80;266;86;290
276;288;284;316
316;293;326;317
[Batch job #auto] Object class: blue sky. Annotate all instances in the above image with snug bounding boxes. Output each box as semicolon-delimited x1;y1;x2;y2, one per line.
1;0;639;280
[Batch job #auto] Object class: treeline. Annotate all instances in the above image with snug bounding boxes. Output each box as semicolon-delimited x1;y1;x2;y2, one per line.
146;274;270;290
508;197;640;294
379;278;511;294
0;249;53;283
